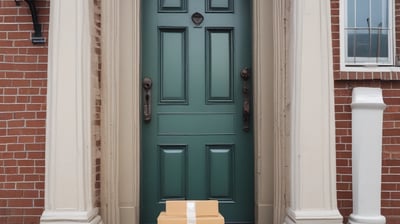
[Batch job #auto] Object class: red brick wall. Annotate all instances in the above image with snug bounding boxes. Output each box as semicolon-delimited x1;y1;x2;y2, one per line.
0;0;103;223
0;0;49;223
331;0;400;223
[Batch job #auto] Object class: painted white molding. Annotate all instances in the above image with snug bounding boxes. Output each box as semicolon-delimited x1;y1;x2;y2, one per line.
41;0;102;223
272;0;289;223
41;209;101;223
285;209;346;224
253;0;275;224
117;0;141;223
284;0;342;223
100;0;120;223
100;0;144;223
349;88;386;224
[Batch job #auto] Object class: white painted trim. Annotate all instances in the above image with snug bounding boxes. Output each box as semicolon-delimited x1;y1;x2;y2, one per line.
41;209;100;222
131;1;142;223
100;0;120;223
285;209;344;224
101;0;141;223
253;0;276;223
272;0;289;223
287;209;346;219
340;66;400;72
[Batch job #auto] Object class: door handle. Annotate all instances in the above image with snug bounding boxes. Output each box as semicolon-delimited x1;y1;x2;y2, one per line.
241;68;251;132
143;77;152;122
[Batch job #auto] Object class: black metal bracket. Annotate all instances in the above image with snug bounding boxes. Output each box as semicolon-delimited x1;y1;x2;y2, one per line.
15;0;45;44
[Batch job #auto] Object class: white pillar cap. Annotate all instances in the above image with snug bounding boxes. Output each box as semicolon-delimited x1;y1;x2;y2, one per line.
351;87;386;109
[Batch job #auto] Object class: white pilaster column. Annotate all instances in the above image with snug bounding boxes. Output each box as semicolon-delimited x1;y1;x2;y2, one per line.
349;88;386;224
285;0;343;223
40;0;102;223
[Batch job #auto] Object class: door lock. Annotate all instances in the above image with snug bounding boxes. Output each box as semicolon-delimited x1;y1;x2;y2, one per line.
241;68;251;132
143;77;152;122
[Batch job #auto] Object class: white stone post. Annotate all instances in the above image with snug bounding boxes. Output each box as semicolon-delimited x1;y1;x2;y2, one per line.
284;0;343;223
349;88;386;224
40;0;102;223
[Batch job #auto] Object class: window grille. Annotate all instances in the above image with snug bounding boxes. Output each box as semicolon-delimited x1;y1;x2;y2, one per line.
344;0;393;65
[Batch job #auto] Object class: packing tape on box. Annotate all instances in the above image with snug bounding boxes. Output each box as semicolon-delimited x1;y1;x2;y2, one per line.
186;201;196;224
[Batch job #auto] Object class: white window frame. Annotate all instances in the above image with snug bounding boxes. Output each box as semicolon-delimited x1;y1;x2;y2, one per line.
340;0;395;69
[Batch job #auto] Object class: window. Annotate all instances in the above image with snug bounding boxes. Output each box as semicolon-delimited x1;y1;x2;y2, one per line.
343;0;394;66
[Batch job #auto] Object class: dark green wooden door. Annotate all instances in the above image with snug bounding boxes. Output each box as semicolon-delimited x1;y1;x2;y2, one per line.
141;1;253;224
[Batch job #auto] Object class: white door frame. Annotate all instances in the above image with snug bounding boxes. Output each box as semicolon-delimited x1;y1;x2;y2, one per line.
100;0;288;223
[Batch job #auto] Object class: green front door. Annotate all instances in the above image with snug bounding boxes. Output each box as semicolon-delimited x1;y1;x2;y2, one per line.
141;1;253;223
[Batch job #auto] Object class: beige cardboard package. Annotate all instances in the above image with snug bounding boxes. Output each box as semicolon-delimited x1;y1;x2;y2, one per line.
166;200;219;217
157;212;224;224
157;200;224;224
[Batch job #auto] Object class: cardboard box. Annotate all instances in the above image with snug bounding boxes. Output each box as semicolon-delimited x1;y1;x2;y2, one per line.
158;212;224;224
166;200;219;217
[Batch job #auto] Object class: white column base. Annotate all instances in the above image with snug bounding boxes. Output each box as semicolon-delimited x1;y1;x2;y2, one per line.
40;209;103;224
348;214;386;224
284;209;343;224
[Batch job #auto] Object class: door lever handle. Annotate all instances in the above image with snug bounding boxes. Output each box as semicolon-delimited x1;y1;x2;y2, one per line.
241;68;251;132
143;77;152;122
